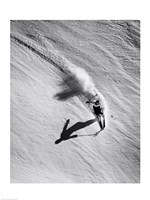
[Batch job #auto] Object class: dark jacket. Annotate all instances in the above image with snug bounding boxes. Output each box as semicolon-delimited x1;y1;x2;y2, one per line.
93;104;103;115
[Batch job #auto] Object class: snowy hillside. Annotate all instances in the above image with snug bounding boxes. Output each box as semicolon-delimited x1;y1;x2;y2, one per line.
10;20;140;183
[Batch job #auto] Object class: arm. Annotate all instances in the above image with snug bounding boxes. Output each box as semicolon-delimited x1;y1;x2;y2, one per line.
86;100;95;104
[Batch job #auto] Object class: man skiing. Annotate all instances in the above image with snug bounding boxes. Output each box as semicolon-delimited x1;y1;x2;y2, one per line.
86;99;105;132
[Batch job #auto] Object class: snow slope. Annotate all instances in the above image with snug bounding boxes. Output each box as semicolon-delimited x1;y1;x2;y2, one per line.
10;20;140;183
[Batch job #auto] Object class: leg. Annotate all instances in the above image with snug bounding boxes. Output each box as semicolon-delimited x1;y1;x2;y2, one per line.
100;114;105;130
102;115;105;129
99;120;103;129
97;115;103;130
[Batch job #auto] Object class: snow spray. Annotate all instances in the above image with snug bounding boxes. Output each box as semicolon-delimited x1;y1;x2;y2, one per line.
55;65;108;123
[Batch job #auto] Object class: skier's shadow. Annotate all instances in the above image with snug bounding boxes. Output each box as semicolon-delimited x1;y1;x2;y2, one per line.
55;118;96;144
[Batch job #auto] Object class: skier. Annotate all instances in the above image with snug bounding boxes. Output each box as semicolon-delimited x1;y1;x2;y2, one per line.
86;99;105;132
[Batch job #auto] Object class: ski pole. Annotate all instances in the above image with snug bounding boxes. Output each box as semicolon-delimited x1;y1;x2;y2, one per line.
86;94;98;103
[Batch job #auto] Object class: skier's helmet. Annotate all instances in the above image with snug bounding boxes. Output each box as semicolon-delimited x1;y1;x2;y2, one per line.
95;100;100;105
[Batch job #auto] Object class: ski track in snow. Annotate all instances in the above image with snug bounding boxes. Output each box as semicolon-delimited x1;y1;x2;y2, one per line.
10;20;140;183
